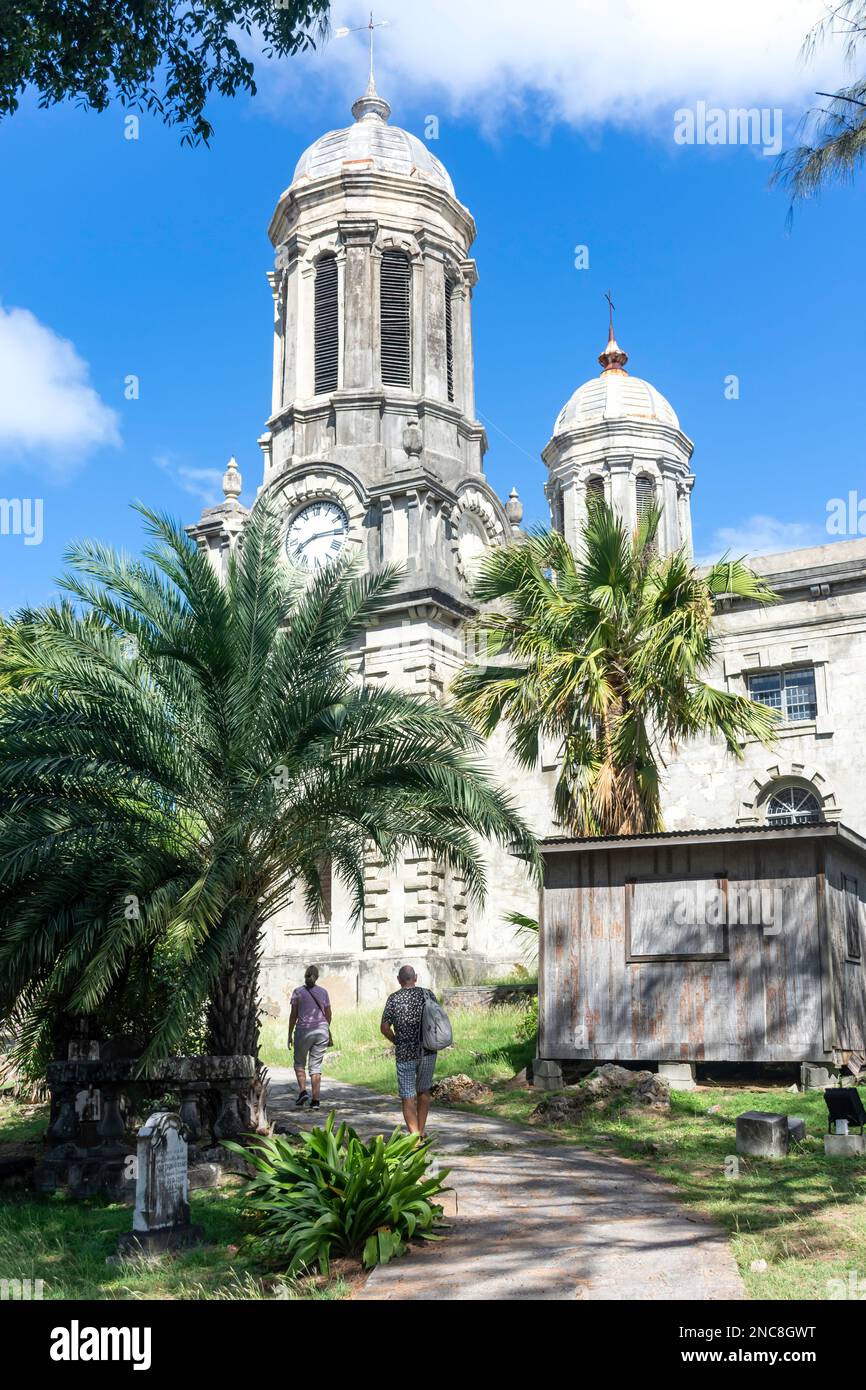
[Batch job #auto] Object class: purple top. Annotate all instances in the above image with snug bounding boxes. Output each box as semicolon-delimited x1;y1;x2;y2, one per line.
291;984;330;1029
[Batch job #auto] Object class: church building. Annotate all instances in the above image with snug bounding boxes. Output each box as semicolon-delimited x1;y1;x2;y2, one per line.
189;77;866;1013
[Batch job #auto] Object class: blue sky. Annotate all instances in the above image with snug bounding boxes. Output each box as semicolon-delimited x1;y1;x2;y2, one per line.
1;0;864;612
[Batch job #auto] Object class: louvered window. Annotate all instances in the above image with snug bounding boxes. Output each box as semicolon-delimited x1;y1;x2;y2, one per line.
314;255;339;394
444;275;455;402
586;476;605;511
636;474;656;517
380;251;412;387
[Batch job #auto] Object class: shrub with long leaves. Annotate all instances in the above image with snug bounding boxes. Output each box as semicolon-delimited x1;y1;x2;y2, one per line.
226;1114;450;1274
453;501;779;836
0;500;540;1076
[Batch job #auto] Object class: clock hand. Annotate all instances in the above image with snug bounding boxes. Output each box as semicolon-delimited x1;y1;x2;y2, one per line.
299;527;344;547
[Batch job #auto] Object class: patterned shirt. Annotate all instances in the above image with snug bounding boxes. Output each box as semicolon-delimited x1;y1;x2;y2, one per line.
381;986;437;1062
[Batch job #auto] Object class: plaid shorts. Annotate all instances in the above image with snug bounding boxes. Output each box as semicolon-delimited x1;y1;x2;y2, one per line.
396;1052;436;1099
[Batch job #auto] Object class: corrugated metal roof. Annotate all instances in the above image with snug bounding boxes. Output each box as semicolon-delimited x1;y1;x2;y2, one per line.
539;821;866;853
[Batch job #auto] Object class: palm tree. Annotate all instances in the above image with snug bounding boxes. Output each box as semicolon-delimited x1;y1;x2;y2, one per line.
452;502;779;837
0;502;539;1076
772;2;866;209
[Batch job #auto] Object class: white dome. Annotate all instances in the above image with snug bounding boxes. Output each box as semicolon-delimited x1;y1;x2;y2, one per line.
292;81;454;196
553;330;680;436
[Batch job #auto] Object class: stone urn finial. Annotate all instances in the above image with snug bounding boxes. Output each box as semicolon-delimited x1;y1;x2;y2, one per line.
222;456;242;505
402;415;423;461
505;486;524;532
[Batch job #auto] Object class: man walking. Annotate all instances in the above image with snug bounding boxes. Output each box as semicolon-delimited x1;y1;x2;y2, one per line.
380;964;438;1137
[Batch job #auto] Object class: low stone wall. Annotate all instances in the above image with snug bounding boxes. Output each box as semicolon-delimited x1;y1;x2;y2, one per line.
440;983;537;1010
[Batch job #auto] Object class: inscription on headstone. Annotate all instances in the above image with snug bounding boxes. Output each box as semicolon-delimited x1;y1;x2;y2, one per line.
117;1111;203;1255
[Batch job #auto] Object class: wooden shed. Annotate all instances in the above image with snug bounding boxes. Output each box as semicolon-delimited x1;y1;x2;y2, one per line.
538;823;866;1074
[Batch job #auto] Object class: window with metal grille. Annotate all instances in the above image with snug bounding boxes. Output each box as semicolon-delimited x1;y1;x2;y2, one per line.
748;667;817;722
844;874;861;959
380;251;412;387
635;473;656;517
765;786;822;825
444;275;455;402
314;255;339;394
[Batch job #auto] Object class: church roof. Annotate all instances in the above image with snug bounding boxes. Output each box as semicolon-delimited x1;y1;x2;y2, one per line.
291;78;454;195
553;325;680;436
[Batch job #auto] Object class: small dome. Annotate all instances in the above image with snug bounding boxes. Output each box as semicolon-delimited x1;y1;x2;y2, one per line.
291;78;454;196
553;326;680;436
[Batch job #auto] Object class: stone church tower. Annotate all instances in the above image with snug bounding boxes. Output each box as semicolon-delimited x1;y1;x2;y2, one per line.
543;324;695;557
190;77;535;1009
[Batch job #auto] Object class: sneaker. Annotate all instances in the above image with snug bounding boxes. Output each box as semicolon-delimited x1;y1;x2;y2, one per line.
295;1090;309;1108
310;1098;321;1109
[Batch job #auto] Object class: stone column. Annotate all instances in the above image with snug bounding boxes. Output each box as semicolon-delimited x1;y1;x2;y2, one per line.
267;266;286;416
421;243;448;401
339;219;378;390
450;280;468;412
278;234;305;407
608;456;635;533
460;259;478;419
662;471;679;555
677;476;695;558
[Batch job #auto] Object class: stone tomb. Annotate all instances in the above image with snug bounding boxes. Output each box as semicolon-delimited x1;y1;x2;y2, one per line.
735;1110;805;1158
117;1112;203;1256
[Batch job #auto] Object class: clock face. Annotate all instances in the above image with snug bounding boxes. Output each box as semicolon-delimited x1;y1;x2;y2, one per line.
285;500;350;571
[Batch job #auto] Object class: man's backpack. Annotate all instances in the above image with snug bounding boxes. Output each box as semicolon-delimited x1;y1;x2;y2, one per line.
421;994;453;1052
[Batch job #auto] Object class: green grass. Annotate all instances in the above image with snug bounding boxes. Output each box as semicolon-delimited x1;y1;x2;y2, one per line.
266;1007;866;1300
0;1098;346;1300
260;1003;535;1094
458;1080;866;1301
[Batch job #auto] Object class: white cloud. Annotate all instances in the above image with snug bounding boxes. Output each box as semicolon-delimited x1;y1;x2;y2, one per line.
251;1;851;137
154;455;225;507
0;305;120;469
697;514;829;565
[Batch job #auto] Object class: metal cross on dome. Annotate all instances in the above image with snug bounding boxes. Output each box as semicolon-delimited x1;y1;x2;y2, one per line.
335;12;389;87
604;289;616;336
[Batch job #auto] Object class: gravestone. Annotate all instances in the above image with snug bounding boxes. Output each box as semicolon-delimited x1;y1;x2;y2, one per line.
787;1116;806;1144
801;1063;835;1091
735;1110;789;1158
117;1112;203;1255
824;1132;866;1157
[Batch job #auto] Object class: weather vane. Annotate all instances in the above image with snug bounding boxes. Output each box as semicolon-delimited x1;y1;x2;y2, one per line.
335;12;389;87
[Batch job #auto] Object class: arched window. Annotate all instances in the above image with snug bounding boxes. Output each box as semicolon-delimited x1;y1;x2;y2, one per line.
766;786;822;826
380;250;412;387
314;255;339;394
636;473;656;518
586;476;605;513
444;274;455;402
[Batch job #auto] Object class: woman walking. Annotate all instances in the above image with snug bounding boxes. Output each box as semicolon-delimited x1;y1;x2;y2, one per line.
288;965;332;1109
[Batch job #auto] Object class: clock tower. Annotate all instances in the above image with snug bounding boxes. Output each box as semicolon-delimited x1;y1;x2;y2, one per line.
189;76;530;1006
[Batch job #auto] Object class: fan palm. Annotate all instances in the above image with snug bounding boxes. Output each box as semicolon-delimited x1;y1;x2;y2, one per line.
452;501;779;837
0;502;539;1074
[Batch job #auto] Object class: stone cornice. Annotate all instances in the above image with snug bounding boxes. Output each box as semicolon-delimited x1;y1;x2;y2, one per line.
269;169;476;252
542;417;695;468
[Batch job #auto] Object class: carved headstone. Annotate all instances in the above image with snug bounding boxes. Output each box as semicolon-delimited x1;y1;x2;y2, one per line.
117;1111;203;1255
